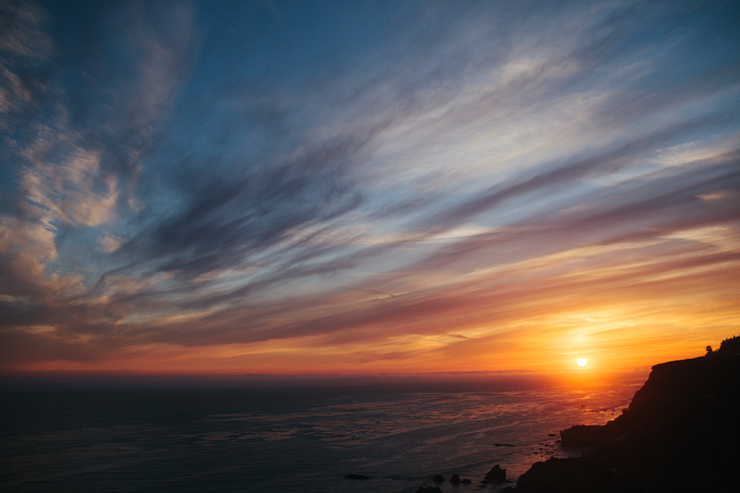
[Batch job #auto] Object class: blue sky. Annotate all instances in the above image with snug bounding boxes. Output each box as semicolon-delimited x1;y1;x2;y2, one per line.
1;0;739;375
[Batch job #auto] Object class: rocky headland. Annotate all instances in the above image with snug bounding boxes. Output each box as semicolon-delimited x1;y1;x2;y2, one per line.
512;336;740;492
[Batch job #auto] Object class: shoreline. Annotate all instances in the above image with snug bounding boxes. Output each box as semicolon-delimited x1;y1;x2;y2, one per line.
510;338;740;492
412;337;740;493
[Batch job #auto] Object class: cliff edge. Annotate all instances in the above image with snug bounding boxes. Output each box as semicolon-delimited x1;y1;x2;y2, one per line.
514;336;740;492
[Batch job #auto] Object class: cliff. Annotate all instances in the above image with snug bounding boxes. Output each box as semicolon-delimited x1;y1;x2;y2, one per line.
514;337;740;492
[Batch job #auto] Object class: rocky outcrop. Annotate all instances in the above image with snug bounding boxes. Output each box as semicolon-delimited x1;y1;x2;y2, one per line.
414;487;443;493
514;338;740;492
482;464;507;483
515;456;612;492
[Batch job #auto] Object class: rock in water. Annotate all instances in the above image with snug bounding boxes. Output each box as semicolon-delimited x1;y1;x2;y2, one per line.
415;487;443;493
482;464;507;483
450;473;461;484
432;474;444;483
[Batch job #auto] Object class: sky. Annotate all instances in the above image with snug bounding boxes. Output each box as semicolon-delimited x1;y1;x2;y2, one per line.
1;0;739;377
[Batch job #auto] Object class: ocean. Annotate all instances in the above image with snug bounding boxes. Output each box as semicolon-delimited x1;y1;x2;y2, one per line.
0;374;643;493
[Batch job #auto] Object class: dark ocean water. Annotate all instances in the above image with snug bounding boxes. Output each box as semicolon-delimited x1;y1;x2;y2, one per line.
0;376;642;493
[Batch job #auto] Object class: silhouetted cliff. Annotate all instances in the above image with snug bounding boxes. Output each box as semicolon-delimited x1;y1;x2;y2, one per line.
514;336;740;492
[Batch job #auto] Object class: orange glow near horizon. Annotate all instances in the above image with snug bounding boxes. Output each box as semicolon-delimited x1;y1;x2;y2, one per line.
6;317;731;378
4;281;736;377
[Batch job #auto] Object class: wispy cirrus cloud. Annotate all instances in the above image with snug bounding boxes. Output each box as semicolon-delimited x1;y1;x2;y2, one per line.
1;0;739;374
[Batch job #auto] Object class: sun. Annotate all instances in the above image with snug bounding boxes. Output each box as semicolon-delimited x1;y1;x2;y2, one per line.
576;358;588;367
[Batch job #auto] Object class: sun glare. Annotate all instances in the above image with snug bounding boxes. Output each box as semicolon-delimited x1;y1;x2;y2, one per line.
576;358;588;367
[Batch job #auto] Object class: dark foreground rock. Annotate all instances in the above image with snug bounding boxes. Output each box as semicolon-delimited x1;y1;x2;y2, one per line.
414;487;442;493
482;464;507;483
513;337;740;492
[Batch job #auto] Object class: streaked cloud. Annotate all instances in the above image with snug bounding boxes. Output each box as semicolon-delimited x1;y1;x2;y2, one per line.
1;0;739;375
